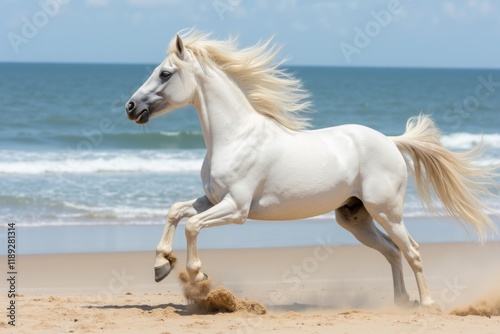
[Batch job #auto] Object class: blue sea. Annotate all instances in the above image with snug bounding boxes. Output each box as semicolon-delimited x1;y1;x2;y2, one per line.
1;63;499;254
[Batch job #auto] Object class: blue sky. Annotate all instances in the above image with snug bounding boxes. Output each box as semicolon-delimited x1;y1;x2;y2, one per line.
1;0;499;68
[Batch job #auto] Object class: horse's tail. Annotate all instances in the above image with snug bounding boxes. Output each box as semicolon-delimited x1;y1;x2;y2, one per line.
391;114;497;241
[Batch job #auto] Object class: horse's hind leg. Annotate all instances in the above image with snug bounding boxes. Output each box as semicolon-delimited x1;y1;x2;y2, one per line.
363;202;435;307
335;198;411;306
155;195;213;282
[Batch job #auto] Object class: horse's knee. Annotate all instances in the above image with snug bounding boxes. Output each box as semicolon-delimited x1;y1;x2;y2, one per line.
185;217;200;237
167;202;185;222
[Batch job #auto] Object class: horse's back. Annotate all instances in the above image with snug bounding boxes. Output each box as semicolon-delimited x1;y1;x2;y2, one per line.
314;123;405;163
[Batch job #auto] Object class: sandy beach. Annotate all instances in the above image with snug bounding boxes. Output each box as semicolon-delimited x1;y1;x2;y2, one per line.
2;242;500;333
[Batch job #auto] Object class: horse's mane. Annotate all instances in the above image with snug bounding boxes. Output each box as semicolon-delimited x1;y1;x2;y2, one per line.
167;30;312;131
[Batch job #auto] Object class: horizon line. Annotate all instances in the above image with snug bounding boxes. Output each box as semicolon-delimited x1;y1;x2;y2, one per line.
1;60;499;71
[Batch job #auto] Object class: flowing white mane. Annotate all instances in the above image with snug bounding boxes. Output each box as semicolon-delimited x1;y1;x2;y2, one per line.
167;30;312;131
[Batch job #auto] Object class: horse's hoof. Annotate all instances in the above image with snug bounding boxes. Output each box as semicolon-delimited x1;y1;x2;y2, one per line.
421;301;442;314
154;262;173;282
395;297;416;309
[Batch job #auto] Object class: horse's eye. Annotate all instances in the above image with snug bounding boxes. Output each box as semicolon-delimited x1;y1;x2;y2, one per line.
160;71;172;80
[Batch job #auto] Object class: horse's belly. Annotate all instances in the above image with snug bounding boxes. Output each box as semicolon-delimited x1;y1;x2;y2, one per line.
247;185;351;221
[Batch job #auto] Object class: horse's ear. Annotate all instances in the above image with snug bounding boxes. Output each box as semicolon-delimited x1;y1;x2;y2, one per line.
175;34;184;58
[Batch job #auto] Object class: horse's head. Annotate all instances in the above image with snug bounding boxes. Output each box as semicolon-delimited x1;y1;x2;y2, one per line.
125;35;197;124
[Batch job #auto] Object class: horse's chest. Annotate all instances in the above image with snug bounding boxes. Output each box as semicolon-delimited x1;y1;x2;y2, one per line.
201;171;226;204
201;159;242;204
201;151;260;204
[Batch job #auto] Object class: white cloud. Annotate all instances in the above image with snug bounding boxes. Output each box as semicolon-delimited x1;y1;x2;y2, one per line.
86;0;108;7
277;0;297;12
128;0;180;7
310;1;341;11
443;0;496;23
130;12;143;25
290;21;307;32
473;0;494;16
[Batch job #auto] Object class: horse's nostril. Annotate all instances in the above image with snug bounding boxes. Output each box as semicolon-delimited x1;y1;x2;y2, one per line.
127;101;135;112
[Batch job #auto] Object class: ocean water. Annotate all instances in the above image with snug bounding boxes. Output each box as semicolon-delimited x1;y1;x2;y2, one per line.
1;63;499;252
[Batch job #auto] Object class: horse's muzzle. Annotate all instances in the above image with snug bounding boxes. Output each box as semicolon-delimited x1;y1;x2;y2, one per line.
125;100;149;124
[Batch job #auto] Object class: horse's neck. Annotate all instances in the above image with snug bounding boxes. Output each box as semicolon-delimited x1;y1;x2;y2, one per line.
192;69;263;152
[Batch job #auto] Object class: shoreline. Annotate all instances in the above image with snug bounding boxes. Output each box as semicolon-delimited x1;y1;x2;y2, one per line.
9;242;500;294
3;216;499;255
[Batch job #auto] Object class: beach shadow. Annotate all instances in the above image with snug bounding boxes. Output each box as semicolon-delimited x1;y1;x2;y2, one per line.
85;302;195;316
267;302;333;313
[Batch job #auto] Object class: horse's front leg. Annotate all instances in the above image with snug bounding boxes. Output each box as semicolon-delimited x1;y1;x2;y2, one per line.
155;196;213;282
184;196;248;282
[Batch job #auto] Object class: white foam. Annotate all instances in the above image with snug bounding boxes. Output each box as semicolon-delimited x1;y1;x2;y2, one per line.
441;133;500;150
1;133;499;176
159;130;202;137
0;150;204;174
62;201;167;218
11;220;165;228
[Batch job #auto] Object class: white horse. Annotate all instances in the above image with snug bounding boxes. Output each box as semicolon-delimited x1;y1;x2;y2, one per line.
125;30;496;307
